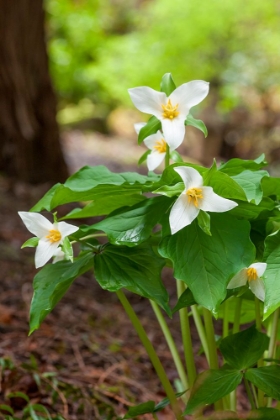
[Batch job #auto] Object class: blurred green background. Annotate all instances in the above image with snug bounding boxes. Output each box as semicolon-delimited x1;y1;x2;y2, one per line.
45;0;280;166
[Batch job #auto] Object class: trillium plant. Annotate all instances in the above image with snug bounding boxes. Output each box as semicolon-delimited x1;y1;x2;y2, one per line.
20;74;280;419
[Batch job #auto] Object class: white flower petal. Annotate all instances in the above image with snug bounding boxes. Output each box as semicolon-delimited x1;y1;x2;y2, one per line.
147;151;166;171
128;87;166;119
169;80;209;115
18;212;53;238
249;262;267;278
56;221;79;239
227;269;248;289
35;239;59;268
53;248;66;263
200;187;237;213
169;193;199;234
161;116;186;150
249;278;265;302
144;131;165;150
134;122;146;134
174;166;203;190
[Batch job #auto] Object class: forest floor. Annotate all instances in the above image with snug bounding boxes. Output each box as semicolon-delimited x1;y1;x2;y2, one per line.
0;129;249;420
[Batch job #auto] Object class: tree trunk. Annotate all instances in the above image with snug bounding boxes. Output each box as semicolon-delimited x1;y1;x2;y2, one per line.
0;0;68;184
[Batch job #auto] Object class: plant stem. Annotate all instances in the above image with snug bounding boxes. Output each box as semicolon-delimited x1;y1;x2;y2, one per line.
191;305;210;365
203;309;219;370
150;300;189;391
255;297;262;331
165;144;170;167
223;300;229;338
116;290;182;419
233;297;242;334
176;282;197;387
266;308;280;408
244;378;256;410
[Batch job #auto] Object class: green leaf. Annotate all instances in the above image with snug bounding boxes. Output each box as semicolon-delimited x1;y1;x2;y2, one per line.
249;408;280;419
262;176;280;198
184;367;242;414
185;113;208;137
138;116;161;144
154;390;187;412
218;297;256;324
219;325;269;369
244;365;280;400
153;182;184;197
94;242;170;315
170;150;184;163
61;237;73;262
0;405;14;415
8;391;29;402
219;155;267;176
29;253;94;334
207;171;247;201
92;196;172;247
231;170;269;205
197;210;211;236
30;404;52;420
159;214;255;314
172;287;196;313
160;72;176;96
263;231;280;319
123;401;155;418
62;193;146;220
229;197;275;220
21;237;39;249
138;149;150;165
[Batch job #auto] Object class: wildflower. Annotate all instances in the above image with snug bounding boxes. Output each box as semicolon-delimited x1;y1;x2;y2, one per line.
129;80;209;149
227;262;267;301
169;166;237;234
18;212;78;268
52;248;66;264
144;131;171;171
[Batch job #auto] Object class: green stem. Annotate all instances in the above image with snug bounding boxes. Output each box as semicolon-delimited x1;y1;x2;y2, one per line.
266;308;280;408
223;300;229;338
191;305;210;365
203;309;219;370
233;297;242;334
255;297;262;331
150;300;189;391
176;282;197;387
244;378;256;410
116;290;182;418
165;144;170;167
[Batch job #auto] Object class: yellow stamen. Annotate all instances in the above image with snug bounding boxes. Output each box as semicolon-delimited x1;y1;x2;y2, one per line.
162;99;179;120
247;267;258;282
186;187;203;207
46;229;62;243
153;139;167;153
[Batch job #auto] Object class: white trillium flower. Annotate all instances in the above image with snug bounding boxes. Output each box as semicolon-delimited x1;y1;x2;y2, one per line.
169;166;238;234
18;212;79;268
227;262;267;302
129;80;209;150
52;248;66;264
144;131;174;171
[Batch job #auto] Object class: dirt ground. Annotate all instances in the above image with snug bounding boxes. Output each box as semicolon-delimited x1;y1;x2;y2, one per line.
0;130;249;420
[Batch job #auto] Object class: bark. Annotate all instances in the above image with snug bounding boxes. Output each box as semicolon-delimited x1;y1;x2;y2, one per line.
0;0;68;183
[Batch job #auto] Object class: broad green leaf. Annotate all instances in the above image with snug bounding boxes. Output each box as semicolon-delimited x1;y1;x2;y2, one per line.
245;365;280;400
249;408;280;419
160;163;207;186
154;390;187;412
262;176;280;198
219;325;269;369
62;193;146;220
138;116;161;144
207;171;247;201
197;210;211;236
8;392;30;402
29;253;94;334
153;182;184;197
94;243;170;315
263;231;280;319
219;155;267;176
172;287;196;313
0;405;14;415
159;214;255;314
138;149;150;165
229;197;275;220
92;196;172;246
231;170;268;204
21;237;39;249
218;298;256;324
160;72;176;96
170;150;184;163
123;401;155;418
184;367;242;414
185;113;208;137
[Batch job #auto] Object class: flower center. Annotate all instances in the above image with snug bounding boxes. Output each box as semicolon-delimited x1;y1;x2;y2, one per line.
247;267;258;282
186;188;203;207
46;229;62;243
162;99;179;120
153;139;167;153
